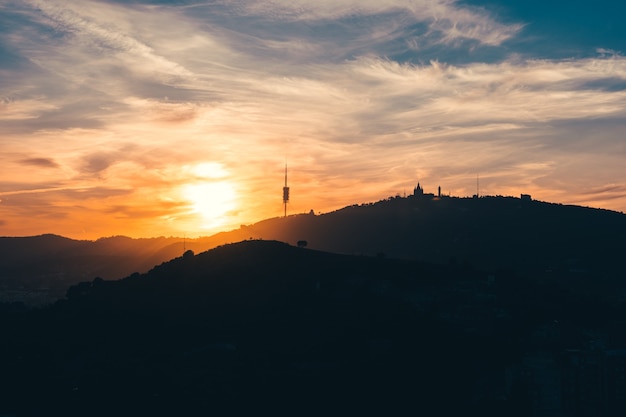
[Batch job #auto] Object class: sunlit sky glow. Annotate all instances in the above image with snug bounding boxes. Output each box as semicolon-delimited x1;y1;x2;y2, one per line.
1;0;625;239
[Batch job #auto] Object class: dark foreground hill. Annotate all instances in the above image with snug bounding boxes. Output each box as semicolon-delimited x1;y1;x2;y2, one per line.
2;240;626;416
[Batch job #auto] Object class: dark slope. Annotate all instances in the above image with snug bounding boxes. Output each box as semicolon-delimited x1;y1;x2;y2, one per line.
234;196;626;275
0;242;493;415
2;240;625;416
1;241;467;415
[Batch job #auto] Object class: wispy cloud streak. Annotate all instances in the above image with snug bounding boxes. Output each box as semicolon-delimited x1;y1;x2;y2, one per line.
24;0;193;81
232;0;523;46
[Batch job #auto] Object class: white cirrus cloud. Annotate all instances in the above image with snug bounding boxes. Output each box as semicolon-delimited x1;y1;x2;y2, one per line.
228;0;523;46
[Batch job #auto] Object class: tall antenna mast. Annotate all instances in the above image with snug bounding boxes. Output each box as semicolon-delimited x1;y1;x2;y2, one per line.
282;163;290;217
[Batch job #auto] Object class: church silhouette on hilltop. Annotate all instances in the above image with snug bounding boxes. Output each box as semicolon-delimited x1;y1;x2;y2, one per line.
413;182;441;199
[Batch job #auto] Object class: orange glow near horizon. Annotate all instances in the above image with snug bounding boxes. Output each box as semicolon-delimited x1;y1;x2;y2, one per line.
1;150;625;241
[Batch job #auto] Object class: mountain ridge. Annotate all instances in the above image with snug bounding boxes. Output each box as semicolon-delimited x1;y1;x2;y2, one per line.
1;194;624;305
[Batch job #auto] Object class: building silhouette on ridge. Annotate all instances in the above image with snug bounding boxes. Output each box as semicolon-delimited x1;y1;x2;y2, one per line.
413;182;438;199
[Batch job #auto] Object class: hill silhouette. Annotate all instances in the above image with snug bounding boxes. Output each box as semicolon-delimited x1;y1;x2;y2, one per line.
0;241;465;415
2;239;626;416
2;194;625;306
209;195;626;285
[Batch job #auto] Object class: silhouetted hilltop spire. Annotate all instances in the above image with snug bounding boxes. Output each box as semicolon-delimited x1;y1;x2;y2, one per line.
413;182;436;199
413;182;423;197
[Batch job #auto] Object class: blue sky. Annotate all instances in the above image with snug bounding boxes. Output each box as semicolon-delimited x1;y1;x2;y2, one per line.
1;0;625;238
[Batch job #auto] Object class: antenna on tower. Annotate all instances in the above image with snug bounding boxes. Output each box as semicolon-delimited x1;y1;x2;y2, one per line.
282;163;290;217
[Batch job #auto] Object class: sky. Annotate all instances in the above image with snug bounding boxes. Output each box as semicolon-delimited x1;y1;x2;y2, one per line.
1;0;625;239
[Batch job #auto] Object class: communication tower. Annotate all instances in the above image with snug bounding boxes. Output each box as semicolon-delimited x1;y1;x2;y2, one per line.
282;164;290;217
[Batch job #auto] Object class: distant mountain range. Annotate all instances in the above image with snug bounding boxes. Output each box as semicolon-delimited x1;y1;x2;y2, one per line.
2;194;625;305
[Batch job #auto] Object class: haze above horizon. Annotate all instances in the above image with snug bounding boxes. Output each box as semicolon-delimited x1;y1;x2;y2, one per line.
1;0;625;240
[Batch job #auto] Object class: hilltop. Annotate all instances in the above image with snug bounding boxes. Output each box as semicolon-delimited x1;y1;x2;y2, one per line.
230;195;626;274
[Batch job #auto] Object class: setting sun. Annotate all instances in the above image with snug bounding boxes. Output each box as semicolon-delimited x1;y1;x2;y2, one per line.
178;162;239;231
182;181;237;230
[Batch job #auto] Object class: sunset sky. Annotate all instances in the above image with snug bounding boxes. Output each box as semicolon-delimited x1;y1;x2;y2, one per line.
1;0;626;239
